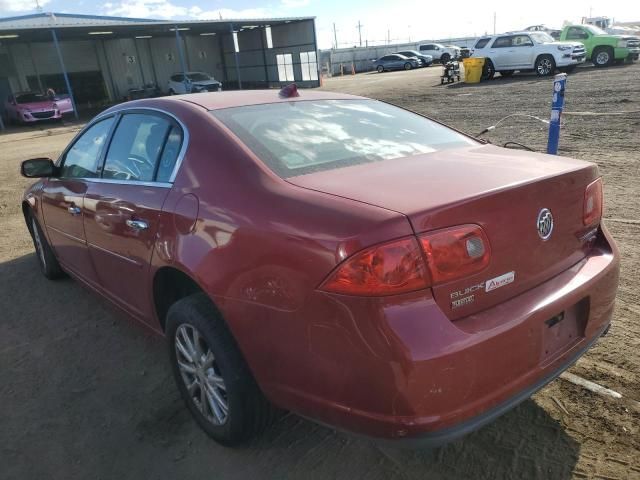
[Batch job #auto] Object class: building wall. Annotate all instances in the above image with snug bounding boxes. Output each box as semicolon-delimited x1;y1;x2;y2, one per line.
0;17;319;110
221;19;319;88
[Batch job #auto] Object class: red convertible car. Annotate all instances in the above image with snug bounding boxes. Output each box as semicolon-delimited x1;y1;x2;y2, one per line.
20;87;619;446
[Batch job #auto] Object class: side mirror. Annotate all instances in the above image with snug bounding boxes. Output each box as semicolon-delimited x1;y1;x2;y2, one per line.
21;158;57;178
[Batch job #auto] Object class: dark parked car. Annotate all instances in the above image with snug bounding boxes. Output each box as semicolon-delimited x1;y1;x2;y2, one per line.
374;54;420;72
21;88;619;447
395;50;434;66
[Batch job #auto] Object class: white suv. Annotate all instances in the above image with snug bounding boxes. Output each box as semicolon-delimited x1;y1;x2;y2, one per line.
167;72;222;95
471;32;586;78
418;43;461;63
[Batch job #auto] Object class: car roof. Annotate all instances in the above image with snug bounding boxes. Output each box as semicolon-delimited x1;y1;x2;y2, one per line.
170;89;367;111
491;31;533;37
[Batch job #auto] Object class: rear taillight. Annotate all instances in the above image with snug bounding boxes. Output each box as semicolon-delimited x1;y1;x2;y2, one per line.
319;224;491;296
583;178;603;226
319;237;429;296
419;225;491;284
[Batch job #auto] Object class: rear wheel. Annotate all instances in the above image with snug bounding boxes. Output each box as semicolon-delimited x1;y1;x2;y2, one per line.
592;47;614;67
167;293;278;446
28;212;64;280
376;65;384;73
482;59;495;80
500;70;515;77
404;62;412;70
168;89;176;95
535;55;556;76
440;53;451;64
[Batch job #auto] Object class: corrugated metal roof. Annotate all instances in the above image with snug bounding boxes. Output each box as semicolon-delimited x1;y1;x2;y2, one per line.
0;12;315;30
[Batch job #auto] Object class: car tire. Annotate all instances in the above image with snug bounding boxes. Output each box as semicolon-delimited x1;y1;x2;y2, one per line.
167;293;279;446
404;62;412;70
535;55;556;76
441;53;451;64
27;212;65;280
592;47;614;67
500;70;515;77
482;59;495;80
377;65;384;73
168;89;176;95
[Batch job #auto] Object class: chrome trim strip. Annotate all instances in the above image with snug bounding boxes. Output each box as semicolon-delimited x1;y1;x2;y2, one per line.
88;106;189;184
47;225;86;245
84;178;172;188
88;242;143;267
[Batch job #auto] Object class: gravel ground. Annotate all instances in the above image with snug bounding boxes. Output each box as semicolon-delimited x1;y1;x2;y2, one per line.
1;63;639;480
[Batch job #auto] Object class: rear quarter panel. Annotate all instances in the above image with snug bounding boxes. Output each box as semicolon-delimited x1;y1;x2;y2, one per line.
149;103;413;393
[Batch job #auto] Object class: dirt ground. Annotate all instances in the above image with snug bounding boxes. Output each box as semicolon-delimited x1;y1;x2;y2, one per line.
1;64;639;480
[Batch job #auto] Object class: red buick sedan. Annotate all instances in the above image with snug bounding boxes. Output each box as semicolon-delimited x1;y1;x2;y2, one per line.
21;87;619;447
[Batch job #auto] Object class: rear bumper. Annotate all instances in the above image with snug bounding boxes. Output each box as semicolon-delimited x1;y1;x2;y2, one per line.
378;321;610;448
265;227;619;443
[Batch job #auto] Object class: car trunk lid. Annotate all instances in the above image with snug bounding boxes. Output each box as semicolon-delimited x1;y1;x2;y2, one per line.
289;144;599;319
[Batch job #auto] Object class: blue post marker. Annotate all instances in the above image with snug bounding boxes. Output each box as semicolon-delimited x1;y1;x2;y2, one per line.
51;29;79;120
547;73;567;155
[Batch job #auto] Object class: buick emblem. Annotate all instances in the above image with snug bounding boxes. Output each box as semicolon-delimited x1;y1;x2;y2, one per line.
537;208;554;240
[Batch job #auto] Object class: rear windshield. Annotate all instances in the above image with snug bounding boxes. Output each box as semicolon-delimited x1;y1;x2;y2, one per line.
212;100;476;178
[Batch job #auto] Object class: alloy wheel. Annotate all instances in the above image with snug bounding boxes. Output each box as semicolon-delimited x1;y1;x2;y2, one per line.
596;51;610;65
175;323;229;425
537;58;553;75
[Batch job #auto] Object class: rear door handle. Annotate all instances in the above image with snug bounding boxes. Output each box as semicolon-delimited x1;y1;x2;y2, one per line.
126;219;148;231
67;206;81;215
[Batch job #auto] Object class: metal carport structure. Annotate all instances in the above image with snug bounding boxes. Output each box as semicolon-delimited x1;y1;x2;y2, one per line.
0;12;319;128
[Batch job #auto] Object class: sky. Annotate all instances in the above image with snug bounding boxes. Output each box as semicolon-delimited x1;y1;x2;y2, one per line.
1;0;639;49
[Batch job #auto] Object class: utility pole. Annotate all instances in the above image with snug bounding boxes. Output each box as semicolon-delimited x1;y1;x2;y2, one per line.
387;28;390;45
333;22;338;49
356;20;363;47
493;12;496;35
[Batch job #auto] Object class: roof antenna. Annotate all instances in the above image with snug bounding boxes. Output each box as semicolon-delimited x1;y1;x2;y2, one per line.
279;83;300;98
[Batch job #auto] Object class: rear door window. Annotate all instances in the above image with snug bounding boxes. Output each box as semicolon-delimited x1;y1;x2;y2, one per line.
491;36;513;48
102;113;172;182
156;126;183;182
212;100;476;178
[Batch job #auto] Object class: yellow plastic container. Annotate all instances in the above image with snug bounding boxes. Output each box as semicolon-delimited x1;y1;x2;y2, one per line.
463;57;485;84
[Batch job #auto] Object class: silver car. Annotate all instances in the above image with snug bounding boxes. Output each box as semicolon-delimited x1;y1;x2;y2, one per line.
374;54;420;72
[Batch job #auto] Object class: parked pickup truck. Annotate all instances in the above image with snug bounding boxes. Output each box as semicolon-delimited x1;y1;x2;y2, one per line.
471;31;586;78
559;25;640;66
